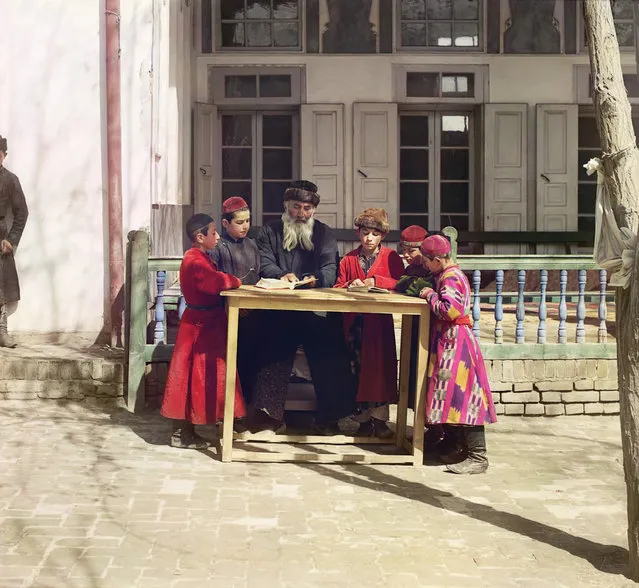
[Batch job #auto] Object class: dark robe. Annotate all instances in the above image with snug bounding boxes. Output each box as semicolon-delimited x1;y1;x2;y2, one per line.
251;218;356;425
209;229;260;285
257;219;339;287
0;166;28;304
161;248;245;425
209;230;261;402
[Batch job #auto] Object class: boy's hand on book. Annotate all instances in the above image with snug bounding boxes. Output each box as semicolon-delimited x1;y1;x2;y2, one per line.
350;278;366;287
281;273;299;283
363;278;375;287
419;287;434;300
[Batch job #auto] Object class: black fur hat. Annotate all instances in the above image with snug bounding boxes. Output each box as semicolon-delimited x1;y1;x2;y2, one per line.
284;180;320;207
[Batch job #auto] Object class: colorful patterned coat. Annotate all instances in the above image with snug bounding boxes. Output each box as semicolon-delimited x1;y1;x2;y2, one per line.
161;248;246;425
423;265;497;426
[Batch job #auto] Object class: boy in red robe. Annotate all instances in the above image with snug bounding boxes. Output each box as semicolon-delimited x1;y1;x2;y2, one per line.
334;208;404;437
161;213;246;449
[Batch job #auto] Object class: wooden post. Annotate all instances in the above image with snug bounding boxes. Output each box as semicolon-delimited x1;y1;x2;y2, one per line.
126;230;149;413
583;0;639;578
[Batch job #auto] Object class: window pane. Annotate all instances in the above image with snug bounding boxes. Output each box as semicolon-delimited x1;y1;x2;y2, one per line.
400;182;429;213
578;118;600;149
263;181;290;212
401;214;429;230
440;182;469;213
401;23;427;46
222;181;252;210
263;149;293;179
615;22;634;47
426;0;453;20
262;213;281;225
441;149;469;180
273;0;298;19
441;115;469;146
246;0;271;18
453;22;479;47
623;75;639;98
612;0;634;19
222;115;253;146
225;75;257;98
221;23;245;47
441;74;474;96
263;115;293;146
246;22;272;46
578;183;597;215
273;22;299;46
453;0;479;19
222;149;252;179
221;0;245;20
441;214;469;231
400;116;429;146
401;149;429;180
406;72;439;97
401;0;426;19
428;22;452;46
578;216;595;232
260;75;292;97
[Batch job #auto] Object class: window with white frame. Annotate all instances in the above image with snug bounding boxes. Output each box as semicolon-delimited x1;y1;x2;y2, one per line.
218;0;301;49
399;112;473;231
221;112;299;225
398;0;482;49
581;0;636;50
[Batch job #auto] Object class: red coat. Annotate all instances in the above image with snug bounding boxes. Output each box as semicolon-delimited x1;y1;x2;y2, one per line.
334;246;405;403
161;247;245;425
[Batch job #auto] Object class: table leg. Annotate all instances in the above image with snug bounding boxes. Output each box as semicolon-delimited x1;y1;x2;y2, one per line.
396;315;413;449
221;304;240;463
412;309;430;467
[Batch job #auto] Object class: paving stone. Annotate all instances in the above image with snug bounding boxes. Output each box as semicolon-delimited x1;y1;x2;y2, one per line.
0;400;631;588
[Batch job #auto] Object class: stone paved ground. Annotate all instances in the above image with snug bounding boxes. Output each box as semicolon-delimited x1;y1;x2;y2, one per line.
0;400;634;588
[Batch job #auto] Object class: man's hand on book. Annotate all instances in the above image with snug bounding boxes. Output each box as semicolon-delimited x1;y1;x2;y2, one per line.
281;273;299;283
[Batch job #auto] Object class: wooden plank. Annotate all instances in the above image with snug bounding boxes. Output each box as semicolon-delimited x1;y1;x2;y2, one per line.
481;343;617;360
222;304;240;463
234;434;396;444
412;308;430;466
457;255;600;271
396;315;413;449
217;452;415;464
126;231;150;413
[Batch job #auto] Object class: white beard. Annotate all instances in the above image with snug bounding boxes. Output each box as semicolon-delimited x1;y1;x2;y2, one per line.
282;212;315;252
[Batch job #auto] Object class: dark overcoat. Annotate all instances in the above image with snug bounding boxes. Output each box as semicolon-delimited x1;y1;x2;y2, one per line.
0;166;28;303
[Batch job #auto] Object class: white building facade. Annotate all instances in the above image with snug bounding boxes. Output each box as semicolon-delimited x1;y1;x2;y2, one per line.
0;0;636;339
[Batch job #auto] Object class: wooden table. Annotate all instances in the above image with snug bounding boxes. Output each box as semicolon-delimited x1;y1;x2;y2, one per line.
220;286;430;466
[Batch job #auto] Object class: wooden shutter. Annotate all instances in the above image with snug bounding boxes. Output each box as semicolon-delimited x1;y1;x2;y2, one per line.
193;102;219;217
483;104;528;254
301;104;345;228
536;104;578;254
353;103;399;229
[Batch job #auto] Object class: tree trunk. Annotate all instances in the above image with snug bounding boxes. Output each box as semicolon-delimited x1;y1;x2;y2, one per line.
583;0;639;579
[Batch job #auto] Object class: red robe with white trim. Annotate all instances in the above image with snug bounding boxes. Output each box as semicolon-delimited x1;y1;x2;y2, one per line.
334;246;405;403
161;247;246;424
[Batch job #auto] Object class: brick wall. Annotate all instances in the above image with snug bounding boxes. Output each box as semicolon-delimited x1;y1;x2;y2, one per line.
145;359;619;416
486;359;619;416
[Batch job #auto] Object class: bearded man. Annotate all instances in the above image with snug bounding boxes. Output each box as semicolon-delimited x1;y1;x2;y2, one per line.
249;180;357;435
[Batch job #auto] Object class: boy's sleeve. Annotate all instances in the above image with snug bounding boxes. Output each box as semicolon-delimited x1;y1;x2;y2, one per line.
373;250;405;290
257;226;287;279
424;271;464;321
191;256;241;295
334;256;351;288
208;245;222;270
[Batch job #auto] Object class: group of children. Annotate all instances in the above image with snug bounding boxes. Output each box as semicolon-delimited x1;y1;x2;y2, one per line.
160;199;496;475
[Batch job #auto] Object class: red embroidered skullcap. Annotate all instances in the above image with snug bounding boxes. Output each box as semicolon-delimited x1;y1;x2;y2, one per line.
400;225;428;248
420;234;451;257
222;196;249;215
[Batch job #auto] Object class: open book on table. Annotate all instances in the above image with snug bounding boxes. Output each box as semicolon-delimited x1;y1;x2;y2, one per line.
346;285;390;294
255;276;316;290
